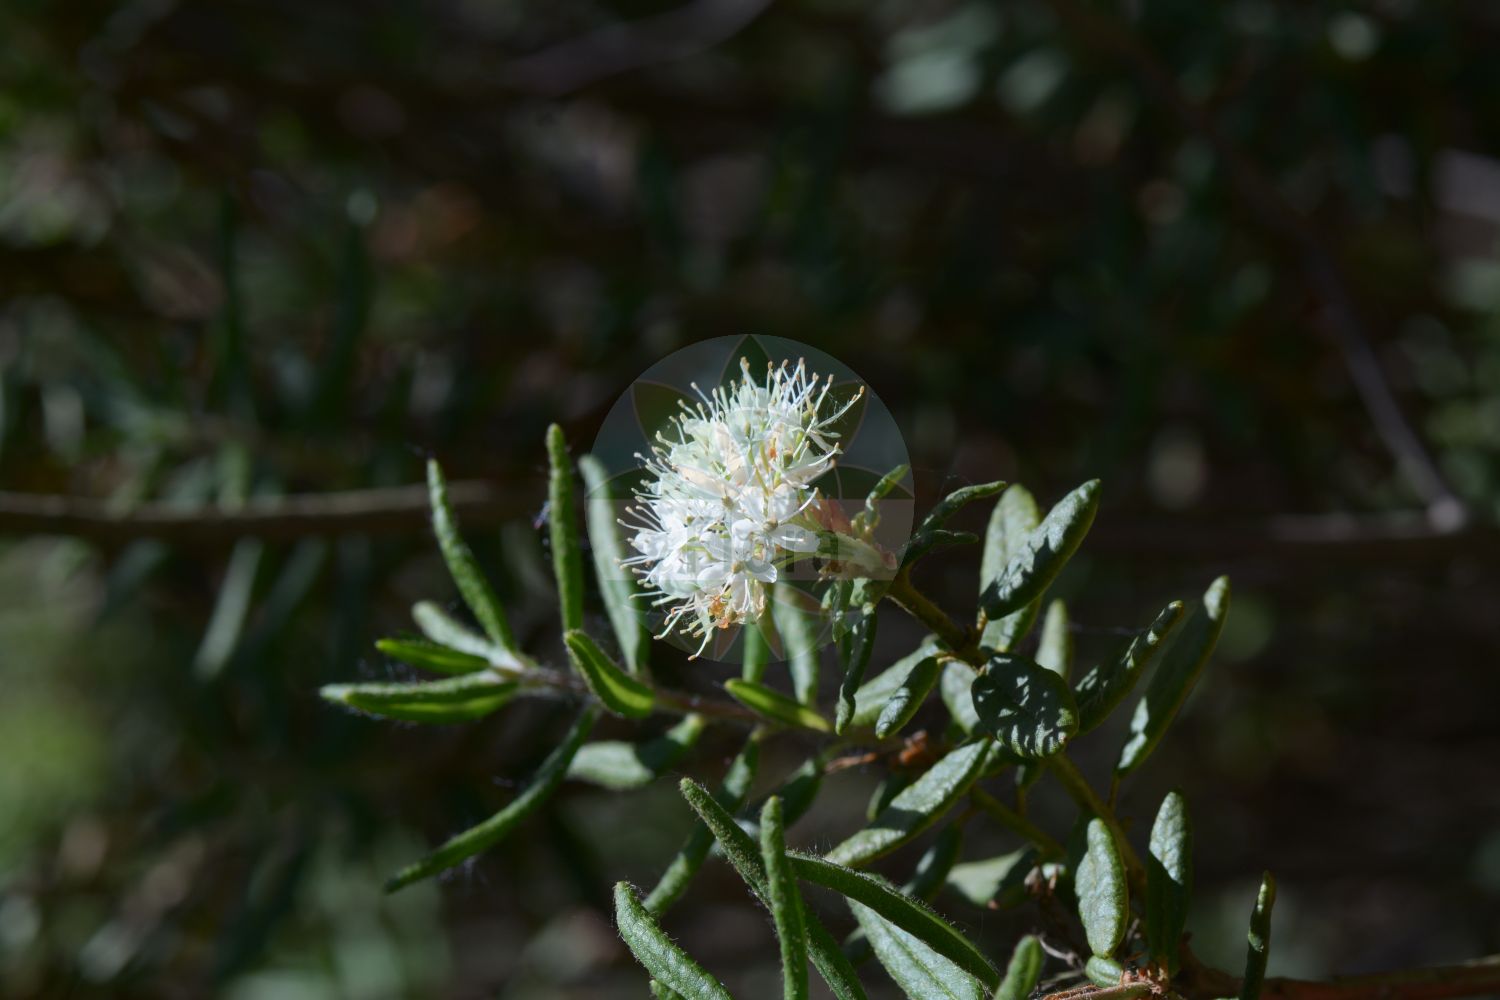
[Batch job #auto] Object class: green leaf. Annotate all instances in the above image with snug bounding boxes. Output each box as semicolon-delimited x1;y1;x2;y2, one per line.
645;739;759;914
854;463;911;535
979;485;1041;653
995;935;1044;1000
944;849;1035;909
826;741;995;867
971;654;1079;759
835;606;877;734
874;656;941;739
1146;790;1193;974
790;853;999;990
320;672;518;724
387;706;598;890
547;425;585;635
919;481;1008;536
614;882;733;1000
650;981;684;1000
566;715;706;790
761;797;810;1000
1035;599;1072;679
411;600;498;660
1239;872;1276;1000
772;584;821;705
579;455;649;676
1075;818;1129;957
851;640;938;728
906;824;964;902
1085;955;1124;988
427;460;517;654
565;630;655;718
375;637;489;675
774;756;825;827
980;480;1099;621
940;663;981;734
1073;601;1185;734
725;679;831;732
741;620;770;683
676;778;869;1000
851;901;985;1000
1116;577;1231;777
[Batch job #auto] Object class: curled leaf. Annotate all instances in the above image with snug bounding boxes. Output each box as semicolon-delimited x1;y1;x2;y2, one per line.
565;629;655;718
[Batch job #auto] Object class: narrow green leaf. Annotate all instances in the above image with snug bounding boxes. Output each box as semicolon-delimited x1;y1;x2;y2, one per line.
387;706;598;890
547;425;585;634
835;609;877;734
1085;955;1125;988
919;481;1007;536
411;600;497;660
579;455;649;675
940;663;981;734
774;756;825;827
567;715;706;790
645;740;759;914
565;630;655;718
1239;872;1276;1000
321;673;519;724
827;741;994;867
979;484;1041;653
650;981;684;1000
867;772;913;823
980;480;1099;621
906;824;964;902
614;882;733;1000
677;778;869;1000
903;529;980;567
741;621;770;684
1146;791;1192;974
852;640;938;728
855;463;911;535
725;679;831;732
1073;601;1185;734
1116;577;1231;777
1075;818;1129;957
875;656;941;739
791;853;999;990
375;637;489;675
944;849;1035;909
761;797;810;1000
1035;600;1072;679
971;654;1079;759
427;460;517;654
995;935;1043;1000
772;584;821;705
852;901;985;1000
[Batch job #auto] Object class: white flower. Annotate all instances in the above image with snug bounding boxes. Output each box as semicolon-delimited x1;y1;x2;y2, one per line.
623;357;870;656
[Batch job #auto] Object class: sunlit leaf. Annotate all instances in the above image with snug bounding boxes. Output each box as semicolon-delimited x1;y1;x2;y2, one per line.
375;637;488;675
614;882;733;1000
874;655;941;739
980;480;1099;621
645;740;759;914
579;455;649;676
995;935;1044;1000
725;679;831;732
427;460;517;654
1073;601;1184;734
1146;790;1193;974
565;629;655;718
547;424;584;634
566;715;705;790
760;797;810;1000
1075;818;1129;957
971;653;1078;759
1240;872;1277;1000
851;900;986;1000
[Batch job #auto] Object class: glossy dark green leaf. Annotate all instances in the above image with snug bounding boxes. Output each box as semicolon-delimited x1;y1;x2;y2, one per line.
971;654;1079;759
979;484;1041;653
547;424;585;634
645;740;759;914
944;849;1035;909
851;901;985;1000
320;672;518;724
1240;871;1276;1000
1073;601;1184;734
565;629;655;718
980;480;1100;621
427;460;517;654
761;797;809;1000
1116;577;1231;776
579;455;649;676
939;663;981;734
790;853;999;990
771;584;821;705
375;637;489;675
566;715;706;790
851;640;938;728
995;935;1043;1000
874;655;941;739
1146;791;1193;973
1075;818;1129;957
919;480;1007;536
614;882;733;1000
835;605;877;734
725;679;831;732
826;741;994;866
1035;599;1072;679
386;705;598;891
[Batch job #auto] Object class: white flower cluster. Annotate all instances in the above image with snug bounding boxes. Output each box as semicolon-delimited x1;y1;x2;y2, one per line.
624;358;865;656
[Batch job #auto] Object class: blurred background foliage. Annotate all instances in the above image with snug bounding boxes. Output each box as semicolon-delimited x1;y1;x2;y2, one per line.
1;0;1498;996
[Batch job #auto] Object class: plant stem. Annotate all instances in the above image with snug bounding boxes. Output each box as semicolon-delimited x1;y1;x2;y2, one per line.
884;569;974;654
1045;754;1145;895
970;788;1065;858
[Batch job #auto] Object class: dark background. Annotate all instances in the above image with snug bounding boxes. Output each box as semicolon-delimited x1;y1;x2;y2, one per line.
2;1;1498;997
